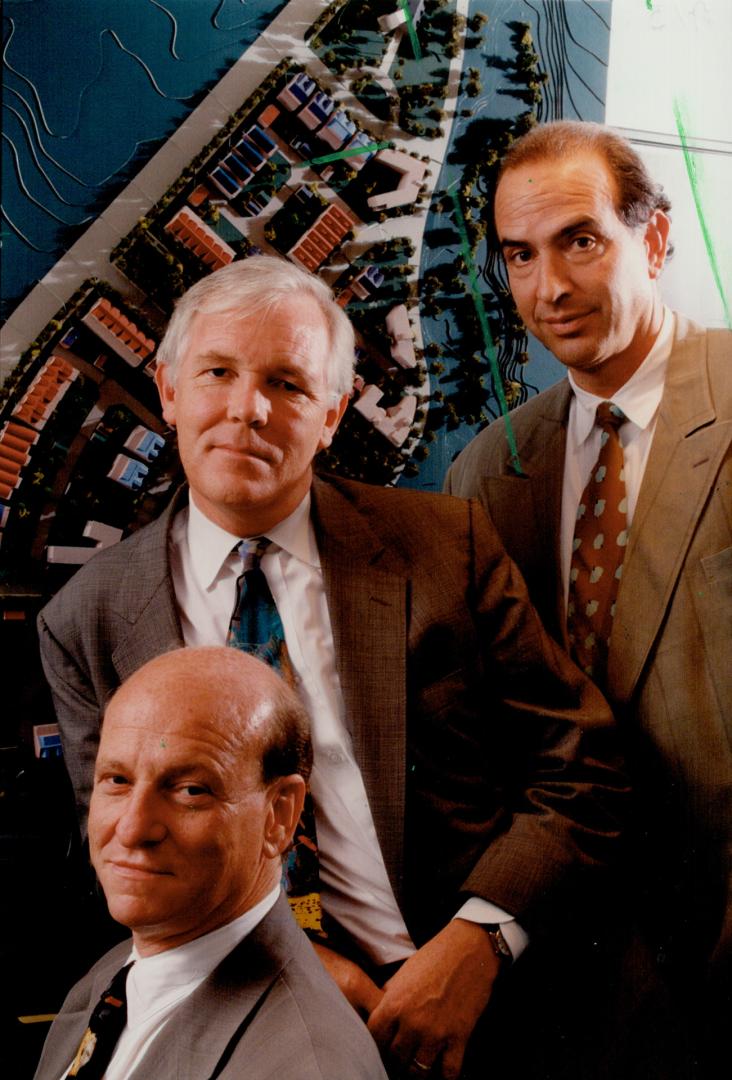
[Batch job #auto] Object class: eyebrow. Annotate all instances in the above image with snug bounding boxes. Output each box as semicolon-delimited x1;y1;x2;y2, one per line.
194;350;236;365
195;351;311;377
500;217;603;250
94;758;129;776
94;759;216;782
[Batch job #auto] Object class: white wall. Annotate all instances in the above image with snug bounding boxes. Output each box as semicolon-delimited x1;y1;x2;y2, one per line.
605;0;732;328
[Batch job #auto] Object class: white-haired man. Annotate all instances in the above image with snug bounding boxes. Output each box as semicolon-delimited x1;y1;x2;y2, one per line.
40;254;627;1079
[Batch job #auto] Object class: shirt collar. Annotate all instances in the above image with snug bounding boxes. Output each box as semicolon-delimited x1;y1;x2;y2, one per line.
266;490;320;569
127;885;280;1001
187;490;318;592
569;306;674;445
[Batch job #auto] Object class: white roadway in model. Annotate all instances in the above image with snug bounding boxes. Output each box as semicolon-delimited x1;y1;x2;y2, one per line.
1;0;470;398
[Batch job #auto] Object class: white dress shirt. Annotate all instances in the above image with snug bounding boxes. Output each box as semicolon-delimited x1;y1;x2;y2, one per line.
560;308;674;601
170;491;527;962
62;886;280;1080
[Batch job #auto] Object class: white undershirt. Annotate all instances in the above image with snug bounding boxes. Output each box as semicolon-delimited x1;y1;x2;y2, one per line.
170;491;526;962
560;308;674;603
61;886;280;1080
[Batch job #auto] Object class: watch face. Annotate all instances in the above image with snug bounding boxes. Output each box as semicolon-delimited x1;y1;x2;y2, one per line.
487;926;511;960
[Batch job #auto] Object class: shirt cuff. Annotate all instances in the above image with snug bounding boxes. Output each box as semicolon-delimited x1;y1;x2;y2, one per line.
453;897;529;961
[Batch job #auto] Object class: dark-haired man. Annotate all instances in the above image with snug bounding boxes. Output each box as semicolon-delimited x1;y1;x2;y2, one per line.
34;647;387;1080
447;120;731;1076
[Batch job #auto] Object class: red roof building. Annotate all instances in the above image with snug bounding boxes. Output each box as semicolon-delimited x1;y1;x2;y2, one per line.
289;204;355;272
82;299;157;369
165;207;236;272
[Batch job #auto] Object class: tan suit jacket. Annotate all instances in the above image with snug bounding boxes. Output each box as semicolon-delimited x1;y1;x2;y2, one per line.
446;314;732;1002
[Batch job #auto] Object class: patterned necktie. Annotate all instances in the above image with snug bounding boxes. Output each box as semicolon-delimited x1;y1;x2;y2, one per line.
68;963;132;1078
227;538;324;938
567;401;629;684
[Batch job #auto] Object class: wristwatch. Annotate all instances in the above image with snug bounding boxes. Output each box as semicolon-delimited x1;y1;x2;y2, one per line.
485;924;512;962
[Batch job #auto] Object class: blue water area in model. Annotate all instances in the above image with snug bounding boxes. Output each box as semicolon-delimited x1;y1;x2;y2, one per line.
401;0;612;490
2;0;612;493
2;0;287;317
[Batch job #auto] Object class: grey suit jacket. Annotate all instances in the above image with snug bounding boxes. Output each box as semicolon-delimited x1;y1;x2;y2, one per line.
446;314;732;977
33;894;387;1080
39;474;627;946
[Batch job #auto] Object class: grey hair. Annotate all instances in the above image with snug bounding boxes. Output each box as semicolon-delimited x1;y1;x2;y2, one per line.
156;255;355;400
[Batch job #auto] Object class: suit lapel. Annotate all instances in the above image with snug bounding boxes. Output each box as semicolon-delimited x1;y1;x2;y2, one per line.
127;896;298;1080
486;384;570;641
35;942;132;1080
312;477;408;901
110;494;185;683
609;317;732;700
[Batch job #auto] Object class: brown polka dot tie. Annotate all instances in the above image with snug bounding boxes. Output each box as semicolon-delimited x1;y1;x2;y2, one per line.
567;401;629;684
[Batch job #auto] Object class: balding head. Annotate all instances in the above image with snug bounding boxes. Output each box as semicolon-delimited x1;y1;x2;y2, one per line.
106;647;312;784
496;120;672;235
89;647;310;955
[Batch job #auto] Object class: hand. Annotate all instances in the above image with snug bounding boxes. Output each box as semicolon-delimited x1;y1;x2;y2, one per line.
312;941;384;1019
367;920;501;1079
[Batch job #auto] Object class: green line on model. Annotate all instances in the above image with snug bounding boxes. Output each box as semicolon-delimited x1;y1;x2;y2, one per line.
302;141;389;166
646;0;653;11
673;99;731;329
448;185;524;476
399;0;423;61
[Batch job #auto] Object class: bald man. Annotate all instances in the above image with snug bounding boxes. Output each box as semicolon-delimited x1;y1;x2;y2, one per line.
33;647;386;1080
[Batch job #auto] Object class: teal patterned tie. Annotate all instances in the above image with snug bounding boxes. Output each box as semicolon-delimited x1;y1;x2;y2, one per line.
227;539;323;937
228;538;293;676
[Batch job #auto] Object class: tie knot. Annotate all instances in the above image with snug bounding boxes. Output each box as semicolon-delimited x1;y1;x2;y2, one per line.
104;962;132;1002
595;401;626;431
236;536;270;572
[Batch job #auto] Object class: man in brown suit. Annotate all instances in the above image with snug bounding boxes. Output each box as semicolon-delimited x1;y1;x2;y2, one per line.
446;121;731;1076
39;255;627;1079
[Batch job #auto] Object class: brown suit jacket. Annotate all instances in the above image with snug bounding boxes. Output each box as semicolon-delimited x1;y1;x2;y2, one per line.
39;475;626;948
446;314;732;992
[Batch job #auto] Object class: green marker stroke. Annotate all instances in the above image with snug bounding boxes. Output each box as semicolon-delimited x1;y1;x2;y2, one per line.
302;141;389;167
448;186;523;476
398;0;423;61
673;99;731;328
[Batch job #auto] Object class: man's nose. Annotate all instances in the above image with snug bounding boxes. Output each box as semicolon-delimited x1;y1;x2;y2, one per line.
115;788;167;847
535;251;572;305
227;375;269;427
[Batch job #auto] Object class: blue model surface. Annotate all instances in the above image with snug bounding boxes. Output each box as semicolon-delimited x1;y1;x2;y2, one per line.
1;0;288;317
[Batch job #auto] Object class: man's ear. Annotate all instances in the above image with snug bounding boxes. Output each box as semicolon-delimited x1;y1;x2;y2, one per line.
318;393;349;453
644;210;671;280
154;363;177;427
262;775;306;859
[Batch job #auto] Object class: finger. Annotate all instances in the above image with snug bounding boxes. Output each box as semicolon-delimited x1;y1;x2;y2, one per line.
435;1035;467;1080
360;981;385;1018
391;1028;442;1074
408;1058;436;1075
407;1052;438;1077
366;1000;400;1051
